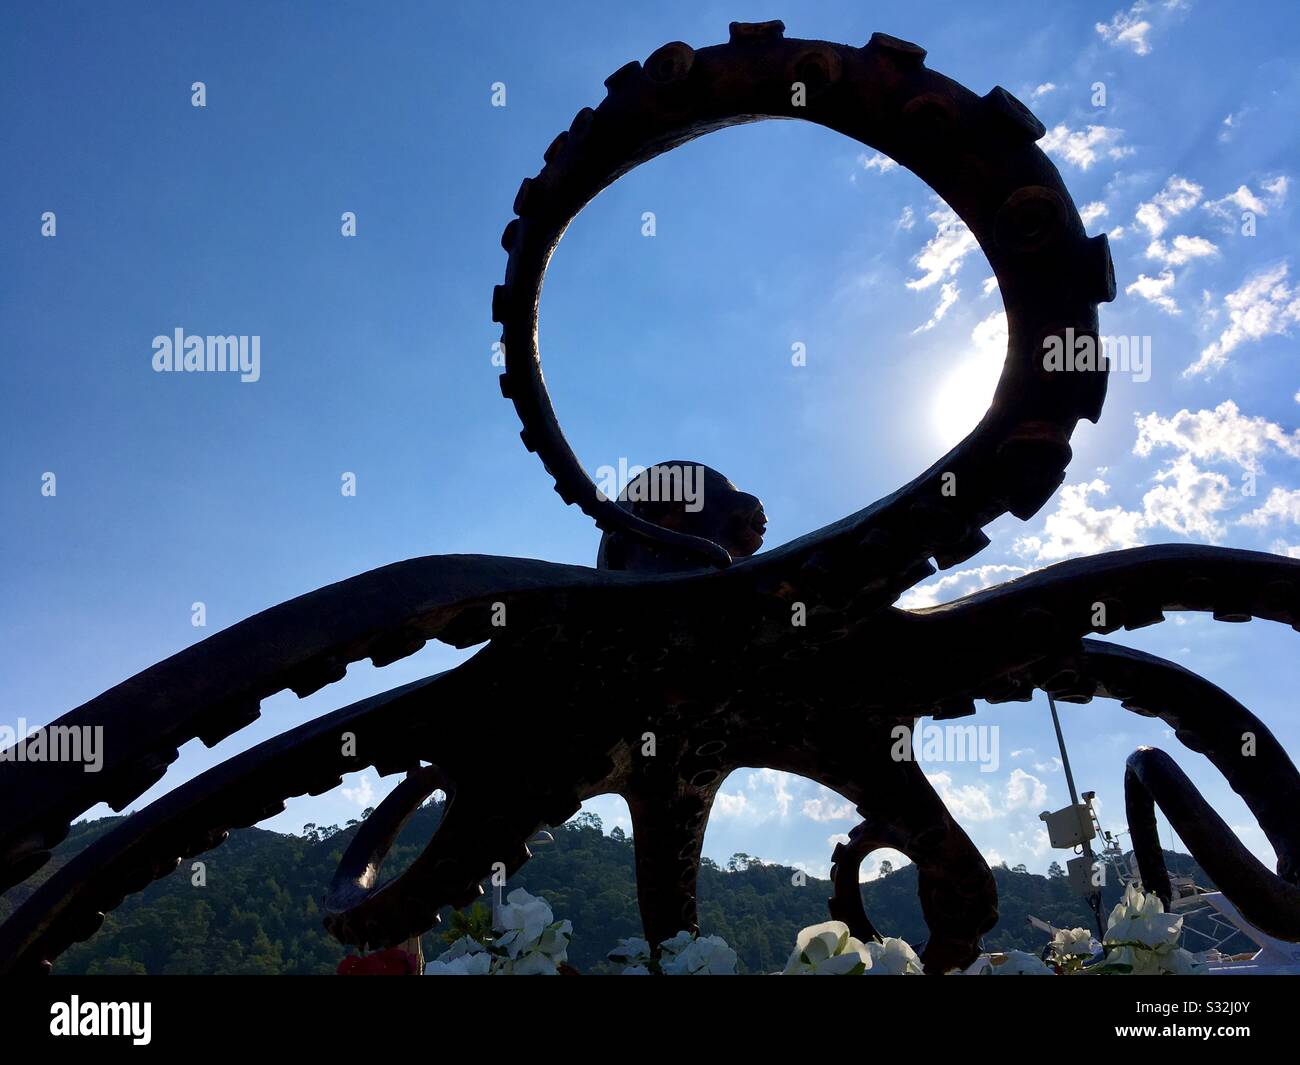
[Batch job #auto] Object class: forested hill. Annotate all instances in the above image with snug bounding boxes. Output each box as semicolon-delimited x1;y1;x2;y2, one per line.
0;806;1225;974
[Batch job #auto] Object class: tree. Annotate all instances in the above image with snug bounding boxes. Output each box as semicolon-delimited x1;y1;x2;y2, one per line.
1048;861;1065;879
571;811;603;833
878;860;894;878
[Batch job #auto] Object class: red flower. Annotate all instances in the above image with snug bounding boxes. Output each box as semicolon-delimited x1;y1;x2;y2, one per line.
337;948;420;975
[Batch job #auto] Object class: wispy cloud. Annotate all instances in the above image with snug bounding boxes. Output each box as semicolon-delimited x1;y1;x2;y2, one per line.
1186;263;1300;376
1041;124;1132;169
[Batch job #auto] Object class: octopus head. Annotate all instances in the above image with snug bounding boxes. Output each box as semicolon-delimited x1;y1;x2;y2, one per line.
597;460;766;573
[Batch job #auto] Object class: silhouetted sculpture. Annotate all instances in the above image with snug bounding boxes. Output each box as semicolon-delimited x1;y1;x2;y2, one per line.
3;22;1298;975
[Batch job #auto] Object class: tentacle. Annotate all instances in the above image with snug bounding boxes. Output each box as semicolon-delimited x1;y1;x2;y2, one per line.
0;554;635;893
1125;748;1300;939
826;822;886;943
622;783;717;949
1066;639;1300;887
897;545;1300;712
324;780;547;951
818;750;996;974
496;21;1112;585
0;644;605;975
988;638;1300;940
322;763;452;948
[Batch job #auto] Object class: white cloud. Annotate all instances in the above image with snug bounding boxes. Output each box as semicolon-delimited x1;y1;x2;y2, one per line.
896;204;915;231
1033;757;1063;774
925;771;998;822
1135;176;1203;237
1141;455;1233;540
1145;234;1219;267
1041;123;1132;170
1096;4;1154;55
1005;769;1047;811
746;768;794;818
714;791;749;817
1239;487;1300;527
1007;825;1052;861
1186;264;1300;376
1014;480;1146;561
981;275;999;297
1219;111;1244;143
1031;82;1057;100
803;794;857;822
1202;176;1288;227
897;563;1029;609
1096;0;1187;56
341;773;376;808
1135;400;1300;471
1016;399;1300;560
1017;404;1300;555
1080;201;1109;226
861;151;898;174
1126;269;1179;314
913;281;960;333
907;204;977;290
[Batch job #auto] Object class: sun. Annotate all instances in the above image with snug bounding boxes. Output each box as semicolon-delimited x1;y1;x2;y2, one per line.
931;310;1008;450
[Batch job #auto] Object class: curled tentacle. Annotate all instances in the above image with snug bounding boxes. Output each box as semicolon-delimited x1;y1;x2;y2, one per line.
1067;639;1300;885
829;756;997;974
323;763;452;948
1126;748;1300;940
497;22;1112;587
827;821;886;943
1022;639;1300;940
0;553;630;893
324;780;547;950
0;663;501;977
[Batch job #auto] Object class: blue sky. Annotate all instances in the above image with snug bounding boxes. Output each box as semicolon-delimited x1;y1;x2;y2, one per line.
3;0;1299;888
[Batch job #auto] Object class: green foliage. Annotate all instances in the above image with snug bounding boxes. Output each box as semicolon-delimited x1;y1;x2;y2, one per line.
0;805;1236;974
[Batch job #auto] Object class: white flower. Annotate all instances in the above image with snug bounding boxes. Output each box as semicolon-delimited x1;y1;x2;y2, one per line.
1051;926;1096;958
658;930;696;958
1104;883;1183;949
863;937;926;975
783;921;874;975
1082;885;1207;975
494;888;556;959
425;937;491;975
661;935;738;975
608;937;651;966
993;950;1053;975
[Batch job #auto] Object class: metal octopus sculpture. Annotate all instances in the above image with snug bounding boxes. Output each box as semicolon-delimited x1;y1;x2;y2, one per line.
3;22;1299;976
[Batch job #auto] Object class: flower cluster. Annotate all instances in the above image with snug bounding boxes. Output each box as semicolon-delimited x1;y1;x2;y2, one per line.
351;880;1207;976
1088;883;1205;975
782;921;925;975
424;888;573;976
607;930;738;975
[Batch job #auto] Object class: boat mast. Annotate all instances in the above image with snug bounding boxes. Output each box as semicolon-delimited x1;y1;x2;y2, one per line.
1047;693;1105;938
